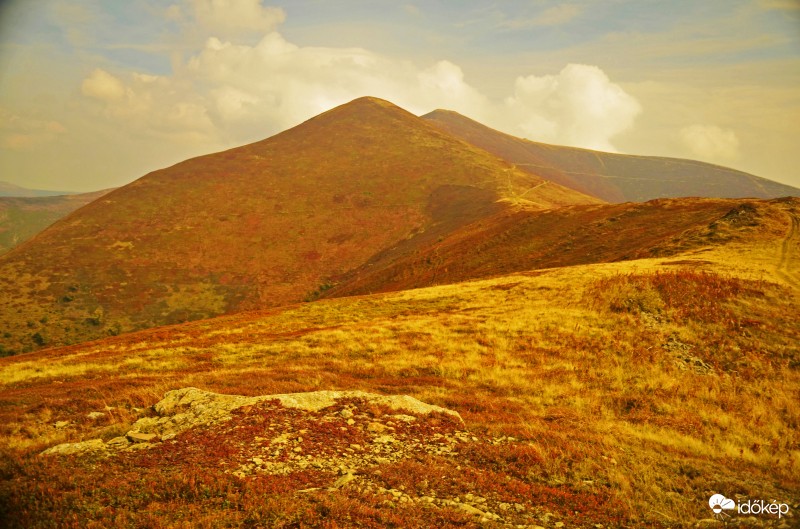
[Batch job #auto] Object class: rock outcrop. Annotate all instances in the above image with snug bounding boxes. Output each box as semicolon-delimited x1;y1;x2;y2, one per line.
42;387;462;456
40;387;558;525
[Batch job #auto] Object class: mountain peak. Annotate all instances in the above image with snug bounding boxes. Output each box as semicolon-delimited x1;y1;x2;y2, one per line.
0;96;597;353
346;95;398;107
307;95;413;125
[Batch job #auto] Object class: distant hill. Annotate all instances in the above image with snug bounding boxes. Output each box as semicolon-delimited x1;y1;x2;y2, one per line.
0;96;598;354
0;180;77;197
422;109;800;202
0;189;113;255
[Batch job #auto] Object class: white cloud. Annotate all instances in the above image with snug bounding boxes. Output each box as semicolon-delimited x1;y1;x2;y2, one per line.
680;124;740;161
78;7;639;154
0;108;67;151
81;69;127;101
503;64;641;151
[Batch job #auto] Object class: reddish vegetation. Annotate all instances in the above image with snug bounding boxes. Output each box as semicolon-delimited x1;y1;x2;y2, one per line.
0;396;631;528
0;97;597;355
324;197;776;298
0;98;797;527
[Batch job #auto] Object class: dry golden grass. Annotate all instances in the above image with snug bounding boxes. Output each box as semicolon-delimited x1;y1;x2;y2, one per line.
0;203;798;527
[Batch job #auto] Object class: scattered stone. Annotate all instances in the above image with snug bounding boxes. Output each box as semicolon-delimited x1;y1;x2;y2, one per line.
367;421;388;434
106;436;130;448
42;439;106;456
40;385;518;524
330;473;357;490
86;412;105;420
126;431;158;443
124;442;153;451
455;502;487;517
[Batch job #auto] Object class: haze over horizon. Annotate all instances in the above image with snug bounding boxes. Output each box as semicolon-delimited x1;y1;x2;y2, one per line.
1;0;799;193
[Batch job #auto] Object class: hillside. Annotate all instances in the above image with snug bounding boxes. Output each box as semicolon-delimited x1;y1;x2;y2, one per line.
323;197;779;298
423;110;800;203
0;97;599;355
0;196;797;528
0;189;114;255
0;181;77;197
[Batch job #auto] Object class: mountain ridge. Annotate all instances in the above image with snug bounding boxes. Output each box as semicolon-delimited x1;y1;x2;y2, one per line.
422;109;800;202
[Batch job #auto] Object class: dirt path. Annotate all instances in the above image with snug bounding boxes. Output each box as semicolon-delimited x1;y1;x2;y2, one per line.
776;211;799;289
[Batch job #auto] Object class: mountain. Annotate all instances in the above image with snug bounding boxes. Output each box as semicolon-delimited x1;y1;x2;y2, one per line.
0;96;599;354
0;189;114;255
0;195;797;527
422;109;800;203
0;180;78;197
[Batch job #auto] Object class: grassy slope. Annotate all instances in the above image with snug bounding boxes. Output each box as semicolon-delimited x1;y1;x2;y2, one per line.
0;190;114;255
423;110;800;203
324;197;772;299
0;198;797;528
0;97;599;356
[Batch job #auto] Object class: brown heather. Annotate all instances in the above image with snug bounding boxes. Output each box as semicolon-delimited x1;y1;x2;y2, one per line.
0;97;599;356
0;196;798;527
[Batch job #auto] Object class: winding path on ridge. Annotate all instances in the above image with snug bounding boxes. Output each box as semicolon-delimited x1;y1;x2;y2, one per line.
776;211;800;289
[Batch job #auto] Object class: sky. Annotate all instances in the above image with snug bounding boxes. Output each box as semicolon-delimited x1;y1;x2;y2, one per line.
0;0;798;192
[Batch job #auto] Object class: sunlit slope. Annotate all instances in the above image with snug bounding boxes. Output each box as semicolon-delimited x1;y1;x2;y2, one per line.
0;203;797;527
0;97;599;355
0;189;114;255
325;197;799;299
423;109;800;203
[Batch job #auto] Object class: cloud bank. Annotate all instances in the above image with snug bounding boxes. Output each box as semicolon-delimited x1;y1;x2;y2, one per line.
506;64;641;152
80;1;641;155
680;124;740;161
